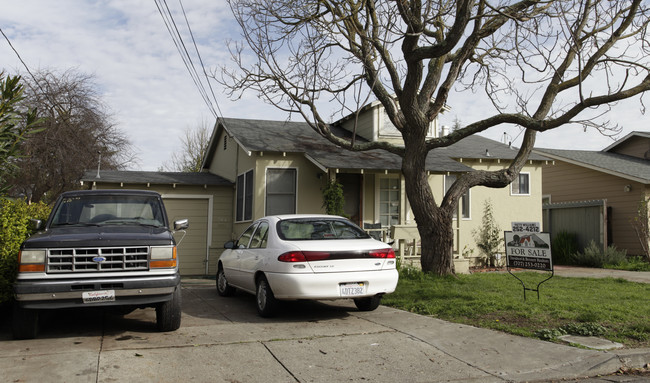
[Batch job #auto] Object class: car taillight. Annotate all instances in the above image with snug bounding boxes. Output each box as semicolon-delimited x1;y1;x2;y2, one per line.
278;251;332;262
369;249;396;258
278;251;307;262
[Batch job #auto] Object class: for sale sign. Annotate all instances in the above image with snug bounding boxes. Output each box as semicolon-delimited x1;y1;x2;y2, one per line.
504;231;553;271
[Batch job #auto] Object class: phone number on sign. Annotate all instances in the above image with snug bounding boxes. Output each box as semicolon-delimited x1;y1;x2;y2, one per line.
507;256;551;271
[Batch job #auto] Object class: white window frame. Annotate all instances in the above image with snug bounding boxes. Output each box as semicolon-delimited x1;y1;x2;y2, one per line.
375;175;401;228
511;172;531;196
265;167;298;216
236;169;254;223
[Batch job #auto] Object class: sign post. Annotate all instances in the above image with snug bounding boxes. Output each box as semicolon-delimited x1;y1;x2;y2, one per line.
505;222;553;300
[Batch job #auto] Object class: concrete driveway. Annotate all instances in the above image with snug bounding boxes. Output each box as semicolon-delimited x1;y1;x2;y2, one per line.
1;280;648;382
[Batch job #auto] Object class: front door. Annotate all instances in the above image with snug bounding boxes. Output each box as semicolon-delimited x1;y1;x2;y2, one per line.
338;174;362;225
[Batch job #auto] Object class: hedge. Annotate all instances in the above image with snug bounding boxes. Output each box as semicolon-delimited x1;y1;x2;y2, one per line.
0;199;51;304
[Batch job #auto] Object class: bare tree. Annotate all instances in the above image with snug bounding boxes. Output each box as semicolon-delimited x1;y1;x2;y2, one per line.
10;69;135;203
220;0;650;275
162;119;211;172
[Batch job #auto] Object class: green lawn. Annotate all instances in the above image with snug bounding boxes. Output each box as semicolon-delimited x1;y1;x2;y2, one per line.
382;268;650;348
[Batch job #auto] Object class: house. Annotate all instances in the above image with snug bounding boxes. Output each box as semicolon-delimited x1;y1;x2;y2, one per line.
534;131;650;256
83;103;548;275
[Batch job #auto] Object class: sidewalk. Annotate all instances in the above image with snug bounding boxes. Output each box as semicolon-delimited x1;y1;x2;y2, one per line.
551;265;650;284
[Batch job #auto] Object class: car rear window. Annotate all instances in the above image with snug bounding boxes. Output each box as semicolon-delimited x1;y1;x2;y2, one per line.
277;219;370;240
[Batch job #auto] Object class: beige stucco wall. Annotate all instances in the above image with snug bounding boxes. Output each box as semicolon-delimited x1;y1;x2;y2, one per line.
452;161;544;265
542;160;647;255
230;151;328;237
339;107;377;142
208;131;238;182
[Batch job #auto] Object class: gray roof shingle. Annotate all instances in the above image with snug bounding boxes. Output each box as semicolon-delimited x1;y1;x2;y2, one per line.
534;148;650;183
82;170;232;186
217;118;544;173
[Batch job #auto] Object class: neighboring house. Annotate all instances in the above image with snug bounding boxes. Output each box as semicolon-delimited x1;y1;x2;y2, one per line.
534;131;650;256
202;102;548;270
83;103;548;275
81;171;233;275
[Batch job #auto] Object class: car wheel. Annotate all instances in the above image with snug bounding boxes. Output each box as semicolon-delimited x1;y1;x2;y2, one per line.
256;276;278;318
216;267;236;297
354;295;382;311
12;303;39;339
156;286;182;332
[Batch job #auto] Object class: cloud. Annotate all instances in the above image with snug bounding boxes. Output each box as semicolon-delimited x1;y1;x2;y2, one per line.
1;1;648;172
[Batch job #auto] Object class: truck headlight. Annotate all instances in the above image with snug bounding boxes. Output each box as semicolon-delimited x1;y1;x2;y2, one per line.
150;246;177;268
19;249;46;272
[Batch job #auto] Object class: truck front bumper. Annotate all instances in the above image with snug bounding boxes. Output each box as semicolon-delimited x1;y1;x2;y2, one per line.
14;274;181;309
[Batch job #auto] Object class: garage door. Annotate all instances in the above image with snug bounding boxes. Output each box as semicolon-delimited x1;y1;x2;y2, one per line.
163;198;209;276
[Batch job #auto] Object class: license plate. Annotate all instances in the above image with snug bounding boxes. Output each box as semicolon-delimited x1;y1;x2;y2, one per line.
340;282;365;297
82;290;115;304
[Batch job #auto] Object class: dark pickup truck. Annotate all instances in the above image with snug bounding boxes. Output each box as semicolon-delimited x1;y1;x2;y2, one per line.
13;189;188;339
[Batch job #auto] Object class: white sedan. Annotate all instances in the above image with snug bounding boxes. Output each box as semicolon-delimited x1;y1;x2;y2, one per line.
216;215;398;317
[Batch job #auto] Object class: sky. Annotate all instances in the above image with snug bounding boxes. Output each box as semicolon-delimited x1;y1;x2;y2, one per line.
1;1;648;171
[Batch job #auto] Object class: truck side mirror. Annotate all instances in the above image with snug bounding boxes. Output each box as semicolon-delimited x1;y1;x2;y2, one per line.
174;219;189;231
29;219;43;231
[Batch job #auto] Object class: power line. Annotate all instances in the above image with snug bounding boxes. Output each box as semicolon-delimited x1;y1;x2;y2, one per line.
154;0;222;119
0;27;63;115
177;0;224;119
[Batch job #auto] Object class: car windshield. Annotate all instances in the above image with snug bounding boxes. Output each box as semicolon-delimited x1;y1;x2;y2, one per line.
277;218;370;240
50;195;165;227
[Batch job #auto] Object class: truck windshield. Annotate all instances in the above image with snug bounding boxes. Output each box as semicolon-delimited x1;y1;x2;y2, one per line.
50;195;166;227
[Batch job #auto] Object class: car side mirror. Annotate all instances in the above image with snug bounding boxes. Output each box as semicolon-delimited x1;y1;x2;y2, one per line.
224;241;236;249
174;219;189;231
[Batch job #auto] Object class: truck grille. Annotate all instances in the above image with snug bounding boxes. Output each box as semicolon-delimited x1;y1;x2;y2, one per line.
47;247;149;273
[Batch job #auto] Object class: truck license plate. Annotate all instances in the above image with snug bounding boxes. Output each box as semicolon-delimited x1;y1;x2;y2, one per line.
82;290;116;304
340;282;365;297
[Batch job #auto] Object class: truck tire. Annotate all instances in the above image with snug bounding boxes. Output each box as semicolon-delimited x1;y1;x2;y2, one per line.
156;286;182;332
12;304;39;339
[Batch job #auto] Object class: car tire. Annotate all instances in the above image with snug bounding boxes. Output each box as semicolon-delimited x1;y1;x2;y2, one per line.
156;286;182;332
354;295;382;311
216;266;236;297
256;276;278;318
12;303;39;339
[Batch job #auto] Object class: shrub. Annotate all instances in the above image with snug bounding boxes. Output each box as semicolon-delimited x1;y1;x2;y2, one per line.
321;180;345;216
571;240;627;268
0;198;51;303
552;231;578;265
473;199;503;267
604;256;650;272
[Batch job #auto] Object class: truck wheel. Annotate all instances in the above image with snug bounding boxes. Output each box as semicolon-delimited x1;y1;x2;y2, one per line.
354;295;382;311
256;276;278;318
216;266;235;297
156;286;182;332
12;304;39;339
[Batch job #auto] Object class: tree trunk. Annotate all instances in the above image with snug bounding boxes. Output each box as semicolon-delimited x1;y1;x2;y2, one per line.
418;207;455;275
401;144;456;276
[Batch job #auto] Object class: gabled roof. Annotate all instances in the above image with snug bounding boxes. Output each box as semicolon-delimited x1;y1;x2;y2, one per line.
603;131;650;153
205;117;544;174
82;170;232;186
533;148;650;184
